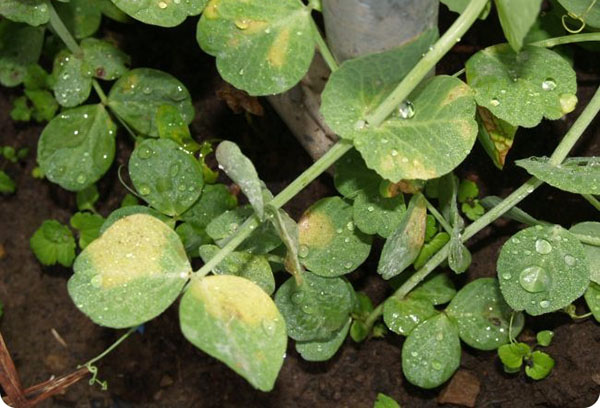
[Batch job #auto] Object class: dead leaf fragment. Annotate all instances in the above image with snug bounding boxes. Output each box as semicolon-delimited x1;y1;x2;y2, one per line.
216;82;264;116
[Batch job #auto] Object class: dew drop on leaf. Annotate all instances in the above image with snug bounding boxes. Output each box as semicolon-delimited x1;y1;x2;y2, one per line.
138;185;151;195
432;360;442;370
90;275;102;288
564;255;576;266
158;1;168;9
291;291;304;304
490;98;500;107
519;266;551;293
76;174;87;184
138;146;153;159
169;163;180;177
396;100;415;119
262;319;276;336
541;78;557;91
539;300;550;308
535;239;552;254
298;245;309;258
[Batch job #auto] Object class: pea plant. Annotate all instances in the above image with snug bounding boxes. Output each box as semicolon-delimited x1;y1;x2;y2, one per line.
2;0;600;397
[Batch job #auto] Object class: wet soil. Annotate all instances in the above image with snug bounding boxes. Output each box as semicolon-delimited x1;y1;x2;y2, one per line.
1;6;600;408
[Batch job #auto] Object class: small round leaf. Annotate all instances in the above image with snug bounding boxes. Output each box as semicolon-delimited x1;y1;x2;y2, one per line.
295;318;350;362
383;297;438;336
52;51;92;108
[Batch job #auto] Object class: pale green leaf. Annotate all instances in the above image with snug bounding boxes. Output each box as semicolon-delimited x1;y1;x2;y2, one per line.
495;0;543;51
30;220;76;267
0;21;44;87
51;50;92;108
70;212;104;249
0;0;49;26
517;156;600;195
570;222;600;284
100;205;172;233
295;318;350;362
111;0;207;27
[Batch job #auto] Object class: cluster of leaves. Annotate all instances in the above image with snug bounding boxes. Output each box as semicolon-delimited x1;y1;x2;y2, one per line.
0;144;28;194
498;330;555;380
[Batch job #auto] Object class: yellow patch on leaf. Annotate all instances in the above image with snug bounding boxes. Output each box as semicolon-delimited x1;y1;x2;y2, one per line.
267;27;290;68
298;209;335;249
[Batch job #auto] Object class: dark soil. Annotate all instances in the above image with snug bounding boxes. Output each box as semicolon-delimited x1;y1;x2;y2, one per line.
1;6;600;408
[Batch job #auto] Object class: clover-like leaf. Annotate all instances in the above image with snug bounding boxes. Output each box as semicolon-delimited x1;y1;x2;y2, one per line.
199;245;275;295
55;0;101;39
108;68;194;137
570;222;600;284
466;44;577;128
0;0;49;26
410;272;456;305
38;104;116;191
295;318;350;362
30;220;76;267
525;351;555;380
584;282;600;322
498;342;530;371
52;50;92;108
81;38;131;81
383;296;438;336
378;193;426;280
353;189;406;239
197;0;314;96
179;275;286;391
297;197;372;277
495;0;543;52
447;278;525;350
112;0;206;27
497;225;590;315
402;313;461;389
68;214;190;328
70;212;104;249
129;138;204;216
517;156;600;195
0;21;44;87
181;183;237;230
274;271;355;342
557;0;600;28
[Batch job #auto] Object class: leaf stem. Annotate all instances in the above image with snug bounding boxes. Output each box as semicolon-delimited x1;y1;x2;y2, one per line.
425;197;453;234
311;19;339;72
48;3;81;55
582;194;600;212
91;81;108;105
364;0;489;126
530;33;600;48
80;327;136;369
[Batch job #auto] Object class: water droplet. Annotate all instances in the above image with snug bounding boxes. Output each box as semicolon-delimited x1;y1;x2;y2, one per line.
139;185;151;195
410;351;418;357
235;18;250;29
261;319;276;335
91;275;103;288
344;262;353;269
76;173;86;184
535;239;552;254
539;300;550;308
336;228;342;234
436;333;444;341
396;100;415;119
346;221;354;231
302;303;316;315
158;1;168;8
344;237;350;243
391;149;398;156
564;255;576;266
541;78;557;91
299;245;309;258
354;119;366;130
559;93;577;114
178;184;186;192
169;163;180;177
138;146;153;159
501;272;512;280
519;266;551;293
490;98;500;107
142;87;152;95
367;206;374;212
432;360;442;370
291;291;304;304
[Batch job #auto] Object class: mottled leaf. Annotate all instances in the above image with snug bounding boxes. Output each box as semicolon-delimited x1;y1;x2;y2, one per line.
81;38;131;80
100;205;172;233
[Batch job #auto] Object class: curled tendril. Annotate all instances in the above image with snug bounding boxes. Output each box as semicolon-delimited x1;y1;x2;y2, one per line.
82;363;108;391
562;13;586;33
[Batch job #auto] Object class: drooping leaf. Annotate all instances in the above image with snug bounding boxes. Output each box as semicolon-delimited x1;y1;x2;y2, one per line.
0;21;44;87
108;68;194;137
297;197;372;277
70;212;104;249
111;0;207;27
584;281;600;322
179;275;286;391
81;38;131;80
274;271;355;342
402;313;461;389
295;318;350;362
410;272;456;305
181;183;237;230
378;193;426;280
447;278;525;350
37;104;116;191
196;0;314;95
0;171;16;194
525;351;555;380
495;0;543;51
100;205;172;233
68;214;189;328
466;44;577;128
129;138;204;216
383;296;438;336
199;245;275;295
517;156;600;195
30;220;76;267
570;222;600;284
55;0;101;39
156;104;201;153
557;0;600;28
215;141;265;219
497;225;590;315
51;50;92;108
0;0;49;26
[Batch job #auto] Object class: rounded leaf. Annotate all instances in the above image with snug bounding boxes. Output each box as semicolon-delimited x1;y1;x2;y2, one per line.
0;0;49;26
517;156;600;195
497;225;589;315
100;205;172;233
353;189;406;238
129;138;204;216
38;104;116;191
81;38;131;80
295;318;350;362
383;297;438;336
55;0;101;39
570;222;600;284
298;197;372;277
52;51;92;108
179;275;287;391
68;214;190;328
111;0;207;27
181;183;238;229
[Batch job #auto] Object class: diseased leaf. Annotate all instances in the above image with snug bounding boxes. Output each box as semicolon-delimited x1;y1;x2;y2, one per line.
497;225;590;315
495;0;543;51
197;0;314;95
0;21;44;87
402;314;461;389
295;318;350;362
570;222;600;284
81;38;131;80
517;156;600;195
30;220;76;267
466;45;577;128
52;50;92;108
353;188;406;239
179;275;286;391
383;296;438;336
266;206;304;280
112;0;207;27
69;214;189;328
298;197;372;277
108;68;194;137
55;0;102;39
37;104;116;191
0;0;49;26
129;138;204;216
100;205;172;233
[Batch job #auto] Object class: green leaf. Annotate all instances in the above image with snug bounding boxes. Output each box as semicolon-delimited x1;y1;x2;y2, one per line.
383;296;438;336
495;0;543;52
108;68;194;137
497;225;590;315
447;278;525;350
462;200;485;221
23;64;50;90
30;220;76;267
274;271;355;341
439;173;471;274
584;281;600;322
206;206;281;254
197;0;314;96
353;188;406;239
374;393;401;408
410;272;456;305
570;222;600;284
466;45;577;128
81;38;131;80
121;193;139;207
98;0;131;22
525;351;555;380
0;171;16;194
536;330;554;347
181;183;237;229
334;149;381;200
199;244;275;295
100;205;172;233
0;0;49;26
51;50;92;108
517;156;600;195
179;275;286;391
38;104;116;191
458;180;479;203
557;0;600;28
295;318;350;362
298;197;372;277
76;184;99;212
402;313;461;389
129;138;204;216
176;222;209;257
112;0;207;27
25;89;58;122
378;194;426;280
70;212;104;249
156;104;201;153
55;0;101;39
0;21;44;87
69;214;189;328
498;342;530;370
215;141;265;219
10;95;31;121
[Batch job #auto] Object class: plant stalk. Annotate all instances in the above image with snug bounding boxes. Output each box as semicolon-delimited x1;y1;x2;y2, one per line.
311;19;339;72
582;194;600;211
531;33;600;48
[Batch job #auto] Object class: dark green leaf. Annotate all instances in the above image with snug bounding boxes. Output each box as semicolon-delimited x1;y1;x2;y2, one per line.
55;0;101;39
0;171;16;194
0;0;49;26
0;21;44;87
81;38;131;80
410;272;456;305
176;222;209;257
383;296;438;336
76;184;99;212
51;50;92;108
557;0;600;28
156;104;201;153
25;89;58;122
181;183;237;229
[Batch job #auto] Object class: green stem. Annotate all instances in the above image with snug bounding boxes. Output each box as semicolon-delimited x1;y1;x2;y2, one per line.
582;194;600;211
92;80;108;105
573;232;600;247
530;33;600;48
311;19;339;72
365;0;489;126
80;327;136;369
425;197;453;234
48;3;81;55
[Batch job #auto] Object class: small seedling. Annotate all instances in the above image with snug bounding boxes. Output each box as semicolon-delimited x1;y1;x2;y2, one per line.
497;329;556;380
